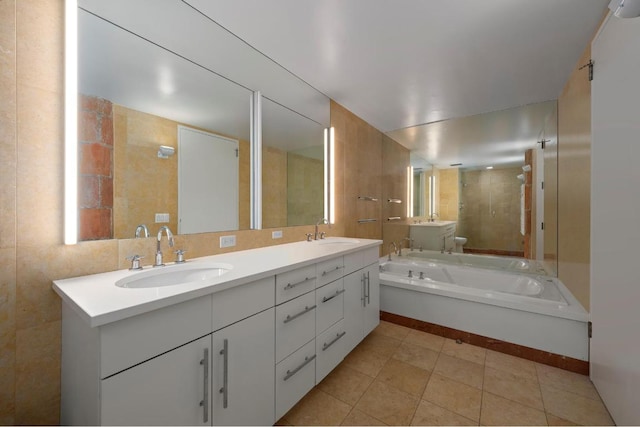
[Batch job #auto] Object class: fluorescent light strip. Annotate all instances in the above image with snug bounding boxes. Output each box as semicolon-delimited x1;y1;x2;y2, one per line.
64;0;78;245
324;127;335;224
250;91;262;229
407;166;413;217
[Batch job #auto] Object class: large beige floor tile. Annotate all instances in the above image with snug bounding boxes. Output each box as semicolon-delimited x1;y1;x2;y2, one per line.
540;384;614;426
422;373;482;422
317;363;373;406
483;366;544;410
411;400;477;426
283;389;351;426
441;338;486;365
433;353;484;389
374;320;412;341
392;341;439;371
485;349;537;380
355;380;419;425
341;408;387;426
377;358;430;397
535;363;600;401
546;413;578;426
480;391;548;426
403;329;445;352
341;345;390;378
357;331;402;358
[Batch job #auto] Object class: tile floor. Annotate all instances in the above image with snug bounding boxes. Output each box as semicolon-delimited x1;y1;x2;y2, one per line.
278;321;614;426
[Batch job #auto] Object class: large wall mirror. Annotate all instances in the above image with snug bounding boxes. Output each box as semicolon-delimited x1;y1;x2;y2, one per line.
262;97;325;228
390;101;559;276
74;1;330;242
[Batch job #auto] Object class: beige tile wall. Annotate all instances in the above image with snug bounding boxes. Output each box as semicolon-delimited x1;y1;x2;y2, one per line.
262;145;288;228
437;168;459;221
287;152;323;226
557;39;593;310
381;135;410;254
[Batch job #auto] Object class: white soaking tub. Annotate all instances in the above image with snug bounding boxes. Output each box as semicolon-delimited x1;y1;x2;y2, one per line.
379;256;589;360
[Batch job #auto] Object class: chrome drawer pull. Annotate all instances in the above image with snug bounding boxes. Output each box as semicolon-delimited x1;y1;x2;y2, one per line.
199;348;209;423
321;265;344;276
283;304;317;324
358;196;378;202
357;218;377;223
284;276;316;290
322;331;347;351
322;288;345;303
284;354;316;381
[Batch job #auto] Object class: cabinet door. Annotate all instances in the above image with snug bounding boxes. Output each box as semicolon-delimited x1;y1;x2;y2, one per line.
343;269;365;354
101;335;212;426
363;263;380;336
212;308;275;426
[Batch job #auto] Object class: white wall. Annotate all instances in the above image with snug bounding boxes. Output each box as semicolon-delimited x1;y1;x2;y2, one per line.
590;12;640;426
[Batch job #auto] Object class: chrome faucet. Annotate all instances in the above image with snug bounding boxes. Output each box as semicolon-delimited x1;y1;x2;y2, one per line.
400;237;413;256
388;242;398;261
134;224;149;238
154;226;174;267
314;218;328;240
428;212;439;222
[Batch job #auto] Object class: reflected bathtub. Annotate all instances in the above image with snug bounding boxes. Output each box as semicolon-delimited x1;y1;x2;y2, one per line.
404;249;550;275
379;257;589;360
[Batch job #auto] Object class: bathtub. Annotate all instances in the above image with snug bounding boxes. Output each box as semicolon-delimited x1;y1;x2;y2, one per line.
404;249;550;275
379;257;589;361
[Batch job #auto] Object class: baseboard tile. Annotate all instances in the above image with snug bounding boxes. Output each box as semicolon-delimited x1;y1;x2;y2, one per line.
380;311;589;375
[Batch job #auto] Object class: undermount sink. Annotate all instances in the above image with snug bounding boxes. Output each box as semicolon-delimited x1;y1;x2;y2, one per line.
316;238;360;245
116;262;233;289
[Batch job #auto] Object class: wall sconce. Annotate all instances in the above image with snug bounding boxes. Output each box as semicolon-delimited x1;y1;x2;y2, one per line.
64;0;78;245
324;127;335;224
157;145;175;159
609;0;640;18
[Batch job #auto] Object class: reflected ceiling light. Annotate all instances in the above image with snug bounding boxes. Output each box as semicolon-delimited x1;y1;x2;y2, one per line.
158;66;176;95
486;166;494;170
64;0;78;245
609;0;640;18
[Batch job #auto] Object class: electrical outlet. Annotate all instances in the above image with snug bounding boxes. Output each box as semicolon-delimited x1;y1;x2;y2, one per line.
155;213;170;223
219;235;236;248
272;230;283;239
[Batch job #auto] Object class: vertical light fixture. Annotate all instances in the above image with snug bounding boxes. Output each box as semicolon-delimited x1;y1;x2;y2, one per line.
406;166;413;217
324;127;335;224
250;91;262;229
64;0;78;245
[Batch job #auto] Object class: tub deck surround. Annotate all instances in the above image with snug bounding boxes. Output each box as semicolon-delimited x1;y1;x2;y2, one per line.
53;237;381;327
379;256;589;362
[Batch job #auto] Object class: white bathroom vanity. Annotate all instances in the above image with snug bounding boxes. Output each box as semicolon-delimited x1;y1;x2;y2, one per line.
53;238;381;426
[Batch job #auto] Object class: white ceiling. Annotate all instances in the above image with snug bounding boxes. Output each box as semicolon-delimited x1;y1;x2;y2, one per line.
187;0;608;168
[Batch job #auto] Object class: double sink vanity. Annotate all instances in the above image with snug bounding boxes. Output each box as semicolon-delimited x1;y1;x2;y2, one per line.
53;237;381;425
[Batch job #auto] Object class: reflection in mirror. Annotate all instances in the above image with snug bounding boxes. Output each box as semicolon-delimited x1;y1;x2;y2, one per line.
397;101;558;275
261;97;325;228
77;8;252;240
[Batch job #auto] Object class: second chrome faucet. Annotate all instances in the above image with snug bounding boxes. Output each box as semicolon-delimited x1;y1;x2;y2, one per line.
154;225;175;267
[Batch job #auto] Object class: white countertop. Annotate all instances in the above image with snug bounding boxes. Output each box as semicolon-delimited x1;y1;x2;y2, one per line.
53;237;382;328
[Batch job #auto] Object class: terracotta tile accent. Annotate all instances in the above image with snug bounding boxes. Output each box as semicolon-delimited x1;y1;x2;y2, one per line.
100;176;113;208
381;311;589;375
78;110;98;142
79;142;111;176
79;208;112;241
78;175;99;208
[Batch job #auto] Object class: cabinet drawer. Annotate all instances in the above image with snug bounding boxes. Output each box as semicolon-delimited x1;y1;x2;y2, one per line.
343;251;363;275
275;264;316;305
316;279;344;334
100;296;212;379
316;319;347;383
275;291;317;362
316;256;345;287
275;339;316;420
212;276;274;331
362;247;380;266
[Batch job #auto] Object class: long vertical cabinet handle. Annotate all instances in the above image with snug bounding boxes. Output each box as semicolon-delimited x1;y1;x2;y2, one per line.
366;271;371;305
219;339;229;409
361;273;366;307
199;348;209;423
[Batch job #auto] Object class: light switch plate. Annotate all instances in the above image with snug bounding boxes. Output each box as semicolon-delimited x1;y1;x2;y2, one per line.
155;213;170;223
220;235;236;248
272;230;283;239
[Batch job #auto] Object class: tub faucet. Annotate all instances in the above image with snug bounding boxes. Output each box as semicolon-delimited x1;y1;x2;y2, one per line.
314;217;328;240
134;224;149;238
402;237;414;254
154;225;174;267
388;242;398;261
